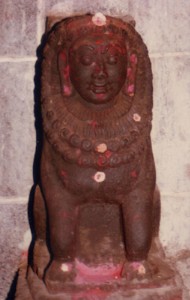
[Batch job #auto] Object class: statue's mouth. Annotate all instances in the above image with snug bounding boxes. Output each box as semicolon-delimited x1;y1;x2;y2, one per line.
90;82;110;94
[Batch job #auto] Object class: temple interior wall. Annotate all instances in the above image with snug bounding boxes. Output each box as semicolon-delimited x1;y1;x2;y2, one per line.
0;0;190;299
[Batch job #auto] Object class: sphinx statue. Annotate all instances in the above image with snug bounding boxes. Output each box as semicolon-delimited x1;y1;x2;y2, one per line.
15;13;180;300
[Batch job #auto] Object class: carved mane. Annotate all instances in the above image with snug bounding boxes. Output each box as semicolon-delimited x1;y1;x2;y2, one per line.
41;15;153;168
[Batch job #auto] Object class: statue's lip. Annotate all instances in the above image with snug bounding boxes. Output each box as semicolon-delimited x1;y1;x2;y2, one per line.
92;83;107;87
91;83;107;93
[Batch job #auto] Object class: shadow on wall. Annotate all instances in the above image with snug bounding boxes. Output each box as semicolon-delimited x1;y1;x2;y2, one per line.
6;272;18;300
6;31;48;300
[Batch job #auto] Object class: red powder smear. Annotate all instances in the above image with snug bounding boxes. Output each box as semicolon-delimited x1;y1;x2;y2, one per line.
63;65;70;78
75;259;122;284
95;39;103;45
96;93;106;100
59;51;67;62
130;170;137;178
105;150;112;159
21;251;28;260
97;155;106;167
127;84;134;94
64;85;72;96
87;120;98;129
130;53;138;64
127;67;132;76
60;170;67;178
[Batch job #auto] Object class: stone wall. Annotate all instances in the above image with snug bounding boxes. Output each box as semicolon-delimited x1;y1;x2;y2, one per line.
0;0;190;299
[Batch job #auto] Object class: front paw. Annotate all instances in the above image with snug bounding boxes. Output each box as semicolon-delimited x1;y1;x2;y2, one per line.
122;260;156;281
32;239;50;279
45;259;75;293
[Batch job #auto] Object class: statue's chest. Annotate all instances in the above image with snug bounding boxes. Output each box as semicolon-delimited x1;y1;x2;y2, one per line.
52;134;146;170
54;153;142;197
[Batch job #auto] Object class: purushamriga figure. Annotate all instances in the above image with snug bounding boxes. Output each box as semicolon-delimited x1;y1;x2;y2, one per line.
32;13;160;293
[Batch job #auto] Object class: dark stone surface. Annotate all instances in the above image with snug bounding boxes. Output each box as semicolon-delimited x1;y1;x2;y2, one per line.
27;14;160;295
16;263;183;300
15;207;182;299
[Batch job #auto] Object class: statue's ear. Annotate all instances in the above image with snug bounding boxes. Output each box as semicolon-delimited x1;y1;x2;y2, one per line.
122;53;138;97
58;49;73;97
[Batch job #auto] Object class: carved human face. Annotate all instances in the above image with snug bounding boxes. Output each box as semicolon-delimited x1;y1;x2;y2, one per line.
69;34;127;106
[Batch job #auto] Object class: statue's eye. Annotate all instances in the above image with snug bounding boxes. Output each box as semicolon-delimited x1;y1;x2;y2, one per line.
107;55;118;65
80;56;93;65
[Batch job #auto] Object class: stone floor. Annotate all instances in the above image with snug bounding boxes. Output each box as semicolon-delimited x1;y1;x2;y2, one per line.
175;253;190;300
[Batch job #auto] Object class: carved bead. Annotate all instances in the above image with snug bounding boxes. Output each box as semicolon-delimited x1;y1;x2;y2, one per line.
122;137;129;147
108;141;120;152
70;134;81;148
109;155;121;167
46;110;54;120
52;120;61;129
60;128;70;139
64;150;77;162
129;151;136;160
79;156;91;166
53;143;60;152
82;139;92;151
130;130;139;140
122;153;129;163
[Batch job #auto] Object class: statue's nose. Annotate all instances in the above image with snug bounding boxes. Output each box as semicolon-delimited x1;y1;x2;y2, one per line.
92;62;108;80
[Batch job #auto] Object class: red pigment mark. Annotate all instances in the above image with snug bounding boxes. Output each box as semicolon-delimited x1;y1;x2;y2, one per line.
131;170;137;178
127;67;132;76
97;155;106;166
75;259;122;285
130;53;138;64
105;150;112;159
60;170;67;178
21;251;28;260
59;51;67;62
95;39;103;45
127;84;134;94
63;85;72;96
97;93;106;100
87;120;98;129
126;54;138;96
63;65;70;78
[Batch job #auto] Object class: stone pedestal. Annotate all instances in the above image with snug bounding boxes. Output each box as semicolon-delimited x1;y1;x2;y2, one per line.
15;204;183;300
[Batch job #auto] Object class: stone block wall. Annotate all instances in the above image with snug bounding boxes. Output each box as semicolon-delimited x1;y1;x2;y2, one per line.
0;0;190;299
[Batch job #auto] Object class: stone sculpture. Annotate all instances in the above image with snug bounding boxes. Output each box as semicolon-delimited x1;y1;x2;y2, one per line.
30;13;161;294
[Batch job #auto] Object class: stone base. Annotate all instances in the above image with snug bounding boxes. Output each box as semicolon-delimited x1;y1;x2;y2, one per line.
15;204;183;299
15;260;182;300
